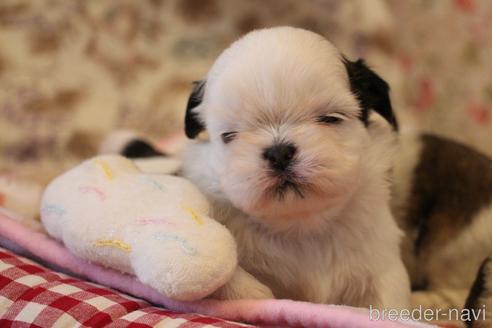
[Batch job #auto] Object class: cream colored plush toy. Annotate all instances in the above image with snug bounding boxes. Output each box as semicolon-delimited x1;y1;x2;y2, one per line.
40;154;238;301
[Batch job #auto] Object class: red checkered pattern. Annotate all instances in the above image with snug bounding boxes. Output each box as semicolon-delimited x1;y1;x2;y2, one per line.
0;247;254;327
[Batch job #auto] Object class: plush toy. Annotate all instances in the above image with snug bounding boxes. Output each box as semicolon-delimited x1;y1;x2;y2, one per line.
40;154;238;301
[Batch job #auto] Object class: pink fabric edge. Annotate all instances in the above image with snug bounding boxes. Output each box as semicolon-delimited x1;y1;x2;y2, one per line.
0;211;433;328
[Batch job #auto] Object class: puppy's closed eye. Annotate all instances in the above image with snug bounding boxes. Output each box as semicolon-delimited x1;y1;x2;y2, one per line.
221;132;238;144
316;113;346;125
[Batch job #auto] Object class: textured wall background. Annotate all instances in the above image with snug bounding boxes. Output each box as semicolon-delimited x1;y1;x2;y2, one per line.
0;0;491;176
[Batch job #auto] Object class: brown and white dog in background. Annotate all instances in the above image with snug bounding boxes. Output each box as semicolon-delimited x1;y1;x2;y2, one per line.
392;132;492;327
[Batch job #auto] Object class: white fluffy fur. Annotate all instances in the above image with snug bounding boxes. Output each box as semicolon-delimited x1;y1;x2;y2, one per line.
182;27;410;308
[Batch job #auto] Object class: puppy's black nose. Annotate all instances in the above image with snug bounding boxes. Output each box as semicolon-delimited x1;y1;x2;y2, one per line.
263;143;297;171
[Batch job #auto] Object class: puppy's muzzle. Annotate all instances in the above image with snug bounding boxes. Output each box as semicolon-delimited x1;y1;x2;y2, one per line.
262;143;297;172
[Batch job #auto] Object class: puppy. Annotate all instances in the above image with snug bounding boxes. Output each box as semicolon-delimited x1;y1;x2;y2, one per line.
392;132;492;317
180;27;410;309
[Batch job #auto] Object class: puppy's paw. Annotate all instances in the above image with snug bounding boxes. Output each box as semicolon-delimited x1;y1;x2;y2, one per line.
212;267;274;300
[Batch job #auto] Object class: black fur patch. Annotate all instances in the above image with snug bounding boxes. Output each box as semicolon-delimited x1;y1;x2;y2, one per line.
343;58;398;130
184;80;206;139
410;279;429;292
464;256;490;327
121;139;164;158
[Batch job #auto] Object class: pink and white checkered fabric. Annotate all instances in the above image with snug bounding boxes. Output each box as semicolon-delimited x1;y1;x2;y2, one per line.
0;247;254;327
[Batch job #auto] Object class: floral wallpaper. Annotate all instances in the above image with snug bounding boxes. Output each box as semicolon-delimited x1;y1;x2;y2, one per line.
0;0;491;179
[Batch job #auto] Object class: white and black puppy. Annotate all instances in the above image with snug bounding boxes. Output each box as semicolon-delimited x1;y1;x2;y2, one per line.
181;27;410;309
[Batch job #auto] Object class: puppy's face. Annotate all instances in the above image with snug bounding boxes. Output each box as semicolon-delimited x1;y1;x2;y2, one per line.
184;27;397;226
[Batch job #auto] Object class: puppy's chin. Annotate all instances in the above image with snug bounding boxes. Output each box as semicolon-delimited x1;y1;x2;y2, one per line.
220;166;361;229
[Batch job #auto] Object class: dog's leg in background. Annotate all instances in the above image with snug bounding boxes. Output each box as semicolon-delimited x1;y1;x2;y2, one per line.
99;130;165;157
410;258;492;326
411;289;470;312
99;130;182;174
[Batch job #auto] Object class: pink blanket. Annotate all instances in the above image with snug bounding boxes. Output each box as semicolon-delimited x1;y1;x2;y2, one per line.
0;210;434;328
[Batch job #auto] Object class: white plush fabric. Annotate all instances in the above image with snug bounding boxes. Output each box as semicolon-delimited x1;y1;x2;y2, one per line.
40;154;237;301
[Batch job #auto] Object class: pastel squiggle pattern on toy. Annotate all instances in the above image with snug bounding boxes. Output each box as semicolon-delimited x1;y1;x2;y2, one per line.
94;239;132;252
182;205;204;225
153;232;197;256
41;204;66;219
94;160;113;180
135;218;177;227
139;176;167;192
79;186;106;200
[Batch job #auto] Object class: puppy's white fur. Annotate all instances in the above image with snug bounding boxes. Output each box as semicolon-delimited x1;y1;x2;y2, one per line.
183;27;410;308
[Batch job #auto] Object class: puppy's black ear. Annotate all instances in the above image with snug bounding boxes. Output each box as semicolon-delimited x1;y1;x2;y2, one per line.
343;58;398;131
184;80;206;139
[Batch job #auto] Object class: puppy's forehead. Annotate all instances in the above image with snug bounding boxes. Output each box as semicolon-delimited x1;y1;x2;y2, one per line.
204;27;358;127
